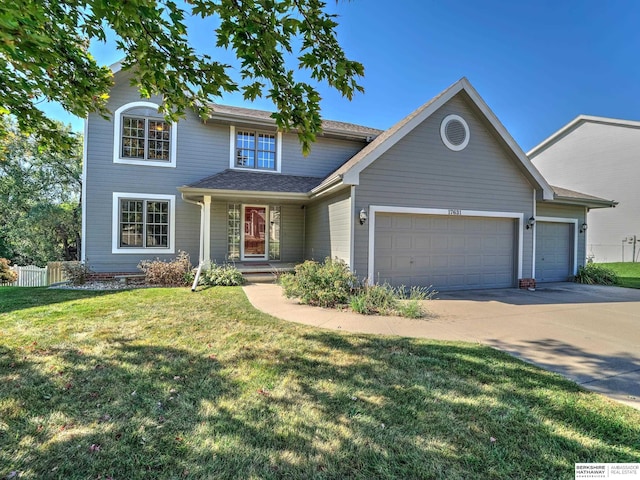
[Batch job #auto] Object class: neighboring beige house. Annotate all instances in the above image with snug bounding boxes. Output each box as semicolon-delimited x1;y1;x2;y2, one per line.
529;116;635;263
83;67;616;290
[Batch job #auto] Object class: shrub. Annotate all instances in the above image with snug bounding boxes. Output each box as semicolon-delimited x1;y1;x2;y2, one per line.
575;263;618;286
280;258;359;307
62;261;92;285
0;258;18;284
349;283;398;315
138;251;192;286
201;263;245;286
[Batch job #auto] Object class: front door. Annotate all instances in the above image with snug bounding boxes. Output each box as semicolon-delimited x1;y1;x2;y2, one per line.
242;205;268;260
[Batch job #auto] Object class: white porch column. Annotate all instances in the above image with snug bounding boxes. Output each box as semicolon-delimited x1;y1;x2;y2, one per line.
203;195;212;265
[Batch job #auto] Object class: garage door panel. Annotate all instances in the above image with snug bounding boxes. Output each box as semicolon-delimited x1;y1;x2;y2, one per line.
375;213;515;291
536;222;572;283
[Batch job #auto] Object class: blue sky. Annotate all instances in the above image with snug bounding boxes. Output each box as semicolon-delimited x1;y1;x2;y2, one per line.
45;0;640;151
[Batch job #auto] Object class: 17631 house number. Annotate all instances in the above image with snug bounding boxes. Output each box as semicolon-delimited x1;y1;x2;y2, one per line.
448;209;462;215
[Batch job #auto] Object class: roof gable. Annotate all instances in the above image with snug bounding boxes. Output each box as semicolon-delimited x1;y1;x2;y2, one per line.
528;115;640;158
313;78;554;200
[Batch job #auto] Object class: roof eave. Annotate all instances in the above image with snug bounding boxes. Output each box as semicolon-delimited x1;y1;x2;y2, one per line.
207;111;378;141
178;186;310;201
544;197;618;209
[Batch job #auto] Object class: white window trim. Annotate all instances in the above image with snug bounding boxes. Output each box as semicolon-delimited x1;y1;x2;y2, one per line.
534;216;579;277
229;126;282;173
113;101;177;168
112;192;176;254
367;205;524;286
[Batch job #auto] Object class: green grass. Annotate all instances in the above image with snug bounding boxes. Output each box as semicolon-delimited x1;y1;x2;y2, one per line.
1;286;639;479
599;262;640;288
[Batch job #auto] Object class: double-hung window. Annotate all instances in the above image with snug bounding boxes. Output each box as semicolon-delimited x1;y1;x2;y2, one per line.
235;130;277;170
112;193;175;254
122;116;171;161
113;102;177;168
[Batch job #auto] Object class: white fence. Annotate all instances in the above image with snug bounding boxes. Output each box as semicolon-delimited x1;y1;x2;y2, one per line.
1;263;70;287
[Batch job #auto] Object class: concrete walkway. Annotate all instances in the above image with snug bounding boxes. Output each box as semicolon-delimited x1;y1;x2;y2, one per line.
243;282;640;409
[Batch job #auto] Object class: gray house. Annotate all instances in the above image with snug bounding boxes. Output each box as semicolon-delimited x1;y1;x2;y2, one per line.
82;68;615;290
529;116;636;263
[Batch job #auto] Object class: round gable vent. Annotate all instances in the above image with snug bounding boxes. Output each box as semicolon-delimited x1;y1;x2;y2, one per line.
440;114;470;151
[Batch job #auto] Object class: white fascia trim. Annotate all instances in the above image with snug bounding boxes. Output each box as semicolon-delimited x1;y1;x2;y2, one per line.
366;205;524;286
81;116;89;263
342;83;464;185
349;186;356;271
229;126;282;173
536;216;579;275
531;189;537;279
527;115;640;158
342;78;554;200
112;192;176;254
113;101;177;168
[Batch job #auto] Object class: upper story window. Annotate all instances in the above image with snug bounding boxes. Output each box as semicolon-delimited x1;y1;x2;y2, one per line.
122;116;171;160
113;101;177;168
229;126;281;173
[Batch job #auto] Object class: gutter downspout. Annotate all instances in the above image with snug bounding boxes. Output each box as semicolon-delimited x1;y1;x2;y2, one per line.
181;193;205;291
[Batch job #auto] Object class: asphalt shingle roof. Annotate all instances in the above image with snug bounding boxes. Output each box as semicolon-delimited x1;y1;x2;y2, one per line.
551;185;613;203
208;103;383;138
187;169;323;193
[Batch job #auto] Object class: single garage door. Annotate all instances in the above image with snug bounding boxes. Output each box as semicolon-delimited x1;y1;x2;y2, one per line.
536;222;573;282
374;213;516;290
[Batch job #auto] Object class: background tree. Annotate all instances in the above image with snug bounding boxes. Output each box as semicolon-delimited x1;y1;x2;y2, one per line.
0;0;364;154
0;118;82;265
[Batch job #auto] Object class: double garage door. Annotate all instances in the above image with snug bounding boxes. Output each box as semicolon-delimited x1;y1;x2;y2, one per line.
374;213;516;291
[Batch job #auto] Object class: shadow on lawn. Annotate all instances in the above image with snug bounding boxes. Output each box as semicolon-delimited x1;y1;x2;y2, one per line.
1;331;639;479
0;286;117;314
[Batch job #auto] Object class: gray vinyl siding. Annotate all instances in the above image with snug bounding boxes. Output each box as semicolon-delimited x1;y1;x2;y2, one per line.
532;121;638;262
304;189;352;265
352;93;536;281
536;203;587;268
280;134;366;177
84;70;362;271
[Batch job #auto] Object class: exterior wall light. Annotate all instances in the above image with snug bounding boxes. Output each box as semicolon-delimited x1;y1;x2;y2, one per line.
359;208;368;225
580;223;588;233
526;216;535;229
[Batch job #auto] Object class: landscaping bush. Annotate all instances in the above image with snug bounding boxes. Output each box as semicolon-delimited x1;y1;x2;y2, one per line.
350;284;437;317
575;263;618;286
0;258;18;284
349;283;398;315
201;263;245;286
138;251;192;286
61;261;92;285
280;258;359;307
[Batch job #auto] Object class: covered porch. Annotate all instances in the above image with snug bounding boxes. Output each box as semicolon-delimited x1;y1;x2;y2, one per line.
178;169;322;268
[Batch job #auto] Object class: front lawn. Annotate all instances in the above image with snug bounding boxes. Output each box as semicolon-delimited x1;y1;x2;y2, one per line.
599;262;640;289
1;286;639;479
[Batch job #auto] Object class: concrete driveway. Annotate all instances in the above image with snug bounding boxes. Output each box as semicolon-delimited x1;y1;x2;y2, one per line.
243;282;640;409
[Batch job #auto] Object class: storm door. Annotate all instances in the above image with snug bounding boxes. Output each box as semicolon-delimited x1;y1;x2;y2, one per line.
242;205;268;260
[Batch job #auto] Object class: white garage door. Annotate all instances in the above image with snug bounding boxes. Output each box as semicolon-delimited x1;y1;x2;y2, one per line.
374;213;516;291
536;222;573;283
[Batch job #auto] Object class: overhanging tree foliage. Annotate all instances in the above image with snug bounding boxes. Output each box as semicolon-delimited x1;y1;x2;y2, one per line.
0;118;82;265
0;0;364;154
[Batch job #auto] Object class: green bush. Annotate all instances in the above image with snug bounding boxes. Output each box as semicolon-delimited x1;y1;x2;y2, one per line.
349;283;398;315
280;258;359;307
0;258;18;284
350;284;437;317
201;263;245;286
575;263;618;286
138;251;192;286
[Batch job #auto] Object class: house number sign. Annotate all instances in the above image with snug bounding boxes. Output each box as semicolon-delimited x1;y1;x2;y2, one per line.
448;209;462;216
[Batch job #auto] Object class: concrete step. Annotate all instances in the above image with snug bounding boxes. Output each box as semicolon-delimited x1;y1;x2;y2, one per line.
243;272;280;284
